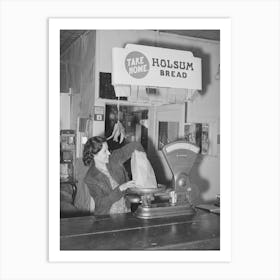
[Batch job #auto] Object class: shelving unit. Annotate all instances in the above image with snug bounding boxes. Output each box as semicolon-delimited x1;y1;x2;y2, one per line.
60;129;76;182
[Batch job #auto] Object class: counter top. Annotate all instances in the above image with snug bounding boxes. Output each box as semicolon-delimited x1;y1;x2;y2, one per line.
60;209;220;250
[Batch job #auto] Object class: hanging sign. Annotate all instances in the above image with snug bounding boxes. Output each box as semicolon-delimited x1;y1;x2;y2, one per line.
112;44;202;90
93;106;104;121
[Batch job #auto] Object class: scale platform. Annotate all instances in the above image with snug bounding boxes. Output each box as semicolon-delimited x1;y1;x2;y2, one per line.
134;202;195;219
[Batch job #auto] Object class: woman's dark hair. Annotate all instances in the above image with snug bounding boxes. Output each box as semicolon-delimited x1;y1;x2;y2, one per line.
82;136;107;166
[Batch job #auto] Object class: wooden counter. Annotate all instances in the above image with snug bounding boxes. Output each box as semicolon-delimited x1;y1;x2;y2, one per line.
60;210;220;250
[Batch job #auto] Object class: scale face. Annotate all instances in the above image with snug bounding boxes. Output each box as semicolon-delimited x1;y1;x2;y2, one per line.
162;141;200;186
162;140;200;204
128;141;200;219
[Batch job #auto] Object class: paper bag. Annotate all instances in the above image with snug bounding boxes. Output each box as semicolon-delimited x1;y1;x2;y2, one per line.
131;150;157;188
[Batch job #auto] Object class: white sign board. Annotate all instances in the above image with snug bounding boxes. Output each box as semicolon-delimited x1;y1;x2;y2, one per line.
112;44;202;90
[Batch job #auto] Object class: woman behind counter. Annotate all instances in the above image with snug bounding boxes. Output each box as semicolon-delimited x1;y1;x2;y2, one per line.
82;136;144;215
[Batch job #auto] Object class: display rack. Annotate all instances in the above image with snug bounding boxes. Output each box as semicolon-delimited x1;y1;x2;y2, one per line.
60;129;76;182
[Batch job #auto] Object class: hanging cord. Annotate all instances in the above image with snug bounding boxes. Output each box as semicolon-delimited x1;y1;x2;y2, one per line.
117;96;120;122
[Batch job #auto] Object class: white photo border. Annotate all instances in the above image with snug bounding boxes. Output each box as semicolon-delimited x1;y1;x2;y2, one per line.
49;18;231;262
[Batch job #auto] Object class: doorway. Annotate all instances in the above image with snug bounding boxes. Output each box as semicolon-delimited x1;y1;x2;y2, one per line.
105;104;149;152
148;103;185;185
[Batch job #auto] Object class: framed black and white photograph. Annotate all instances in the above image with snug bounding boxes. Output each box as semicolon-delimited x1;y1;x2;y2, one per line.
49;18;231;262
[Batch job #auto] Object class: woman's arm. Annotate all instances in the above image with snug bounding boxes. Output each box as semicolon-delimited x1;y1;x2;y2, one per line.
110;141;144;164
86;182;123;215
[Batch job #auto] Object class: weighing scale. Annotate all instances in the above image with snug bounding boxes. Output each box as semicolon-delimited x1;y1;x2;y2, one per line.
126;140;200;219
